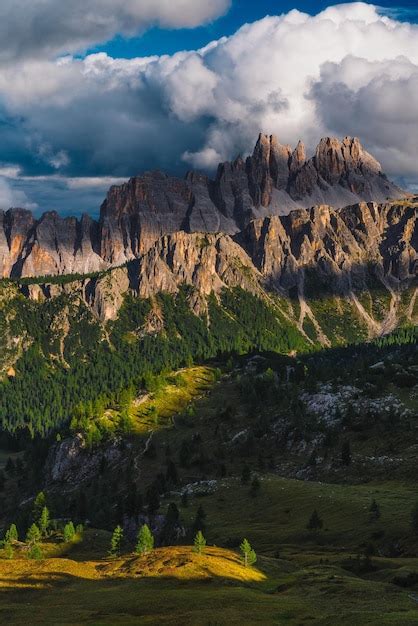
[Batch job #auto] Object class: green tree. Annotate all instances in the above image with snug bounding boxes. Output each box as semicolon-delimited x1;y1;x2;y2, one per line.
192;505;206;533
33;492;46;523
110;525;123;556
63;521;76;542
76;524;84;536
26;523;41;545
369;499;381;522
3;541;14;559
250;476;261;497
5;524;18;543
39;506;50;537
307;509;323;531
240;538;257;567
28;543;43;560
136;524;154;555
193;531;206;555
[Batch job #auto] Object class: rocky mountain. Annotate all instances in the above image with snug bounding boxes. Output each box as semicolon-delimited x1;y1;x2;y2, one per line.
22;199;417;348
0;135;405;278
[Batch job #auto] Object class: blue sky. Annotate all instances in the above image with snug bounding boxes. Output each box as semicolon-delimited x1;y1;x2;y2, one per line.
92;1;418;58
0;0;417;216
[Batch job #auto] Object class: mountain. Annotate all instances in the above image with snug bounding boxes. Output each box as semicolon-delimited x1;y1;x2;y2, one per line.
0;135;405;279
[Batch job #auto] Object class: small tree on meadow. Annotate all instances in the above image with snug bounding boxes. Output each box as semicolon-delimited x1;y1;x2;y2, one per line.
5;524;18;543
307;509;323;531
63;522;76;542
28;543;43;560
193;531;206;555
136;524;154;556
39;506;50;537
110;525;123;557
240;538;256;567
26;523;41;545
33;492;46;523
369;499;381;522
3;541;14;559
250;476;261;497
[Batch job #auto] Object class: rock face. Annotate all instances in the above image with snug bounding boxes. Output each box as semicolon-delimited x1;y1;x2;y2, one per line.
26;200;416;338
0;135;405;278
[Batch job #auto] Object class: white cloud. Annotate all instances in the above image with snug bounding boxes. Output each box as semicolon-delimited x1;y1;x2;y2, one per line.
0;0;231;62
0;178;38;211
0;1;417;213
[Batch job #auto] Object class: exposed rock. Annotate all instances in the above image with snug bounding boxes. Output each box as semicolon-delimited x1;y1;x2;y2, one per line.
0;134;405;278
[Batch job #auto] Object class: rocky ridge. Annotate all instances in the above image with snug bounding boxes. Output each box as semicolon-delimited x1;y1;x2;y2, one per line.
0;135;404;278
22;200;417;347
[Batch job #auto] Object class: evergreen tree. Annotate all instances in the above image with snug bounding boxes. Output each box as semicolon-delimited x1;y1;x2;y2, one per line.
181;491;189;508
307;509;323;531
76;524;84;536
240;538;257;567
26;523;41;545
136;524;154;556
369;499;381;522
5;524;18;543
39;506;50;537
110;525;123;556
193;531;206;555
192;505;206;533
3;541;14;559
28;543;43;560
146;484;160;515
33;492;46;523
250;476;261;497
63;521;76;542
341;441;352;466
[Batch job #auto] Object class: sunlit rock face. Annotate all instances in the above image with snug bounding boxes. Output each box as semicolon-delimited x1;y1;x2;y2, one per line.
0;135;405;279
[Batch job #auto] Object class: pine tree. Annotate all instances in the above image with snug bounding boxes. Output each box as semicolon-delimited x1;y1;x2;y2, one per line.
26;523;41;545
110;525;123;556
39;506;50;537
369;499;381;522
3;541;14;559
76;524;84;536
33;492;46;523
136;524;154;555
240;538;257;567
307;509;323;531
250;476;261;497
5;524;18;543
63;521;76;542
192;505;206;533
193;531;206;555
28;543;43;560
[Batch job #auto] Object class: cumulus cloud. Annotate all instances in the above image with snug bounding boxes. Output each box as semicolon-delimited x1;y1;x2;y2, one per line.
0;0;231;62
0;2;417;213
0;178;37;211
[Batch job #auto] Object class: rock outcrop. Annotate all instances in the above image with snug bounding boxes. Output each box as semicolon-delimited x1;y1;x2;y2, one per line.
0;135;405;279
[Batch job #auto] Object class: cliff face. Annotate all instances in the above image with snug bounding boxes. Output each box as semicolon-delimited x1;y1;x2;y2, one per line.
0;134;405;279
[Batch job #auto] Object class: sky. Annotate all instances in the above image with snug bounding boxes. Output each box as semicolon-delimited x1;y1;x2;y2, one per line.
0;0;417;217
